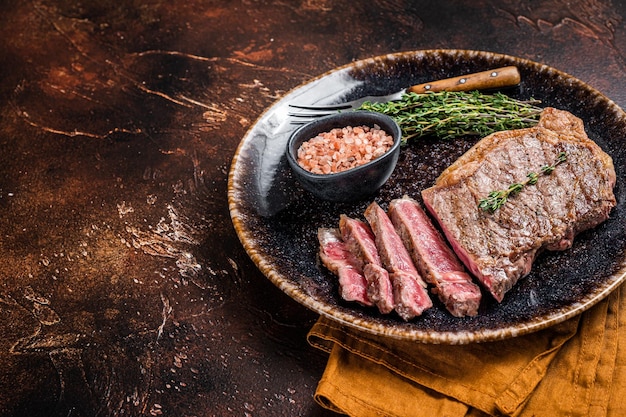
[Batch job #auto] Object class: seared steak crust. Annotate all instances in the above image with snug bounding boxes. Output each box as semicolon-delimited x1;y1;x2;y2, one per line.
421;108;616;302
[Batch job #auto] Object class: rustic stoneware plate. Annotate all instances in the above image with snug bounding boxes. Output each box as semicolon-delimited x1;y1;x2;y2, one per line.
228;49;626;344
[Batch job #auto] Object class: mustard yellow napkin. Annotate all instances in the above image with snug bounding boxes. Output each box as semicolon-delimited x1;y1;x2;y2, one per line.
308;286;626;417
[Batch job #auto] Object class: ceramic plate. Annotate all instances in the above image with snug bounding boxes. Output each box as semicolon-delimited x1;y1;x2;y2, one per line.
228;50;626;344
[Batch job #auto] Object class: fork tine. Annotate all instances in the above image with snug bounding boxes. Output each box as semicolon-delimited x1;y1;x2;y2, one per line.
288;106;341;122
289;103;353;111
288;110;336;118
287;114;332;124
290;119;315;125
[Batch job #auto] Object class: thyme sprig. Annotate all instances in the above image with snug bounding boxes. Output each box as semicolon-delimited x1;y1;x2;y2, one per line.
359;91;543;144
478;152;568;213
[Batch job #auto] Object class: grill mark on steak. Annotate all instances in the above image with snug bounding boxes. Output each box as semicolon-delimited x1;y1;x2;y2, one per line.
388;196;482;317
364;202;433;320
339;215;395;314
539;144;576;250
422;107;616;303
317;228;373;307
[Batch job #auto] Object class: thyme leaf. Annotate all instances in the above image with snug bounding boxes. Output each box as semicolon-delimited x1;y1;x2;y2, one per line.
359;91;543;144
478;152;568;213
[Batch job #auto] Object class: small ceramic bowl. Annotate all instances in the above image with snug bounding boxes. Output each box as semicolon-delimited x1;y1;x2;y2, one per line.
286;111;402;202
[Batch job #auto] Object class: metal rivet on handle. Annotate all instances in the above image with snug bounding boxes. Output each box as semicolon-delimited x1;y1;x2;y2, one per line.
459;78;467;84
491;71;498;77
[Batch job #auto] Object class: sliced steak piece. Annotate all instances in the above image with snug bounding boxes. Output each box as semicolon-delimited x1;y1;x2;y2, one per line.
339;215;395;314
364;202;432;319
388;195;482;317
317;228;373;307
363;263;395;314
389;270;434;321
422;108;616;302
339;215;382;267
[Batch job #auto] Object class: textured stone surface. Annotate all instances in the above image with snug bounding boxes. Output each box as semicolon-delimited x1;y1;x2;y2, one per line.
1;1;625;416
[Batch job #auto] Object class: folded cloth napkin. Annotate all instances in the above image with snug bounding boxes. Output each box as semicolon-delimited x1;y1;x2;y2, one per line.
307;286;626;417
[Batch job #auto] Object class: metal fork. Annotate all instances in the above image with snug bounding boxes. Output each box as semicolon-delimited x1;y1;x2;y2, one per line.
288;66;520;123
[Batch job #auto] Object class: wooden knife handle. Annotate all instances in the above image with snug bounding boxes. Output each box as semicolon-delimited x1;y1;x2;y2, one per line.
406;66;521;94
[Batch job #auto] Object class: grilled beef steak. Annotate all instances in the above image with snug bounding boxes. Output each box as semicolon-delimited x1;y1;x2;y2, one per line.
389;195;482;317
364;202;433;319
317;228;373;307
339;215;395;314
421;108;616;302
